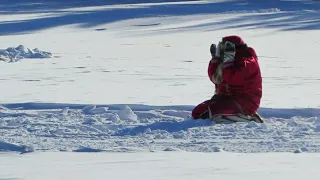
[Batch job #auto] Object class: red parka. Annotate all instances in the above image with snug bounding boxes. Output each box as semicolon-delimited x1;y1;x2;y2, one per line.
207;36;262;115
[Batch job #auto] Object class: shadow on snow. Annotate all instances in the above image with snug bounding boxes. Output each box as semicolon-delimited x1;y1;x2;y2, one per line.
2;102;320;119
0;0;319;35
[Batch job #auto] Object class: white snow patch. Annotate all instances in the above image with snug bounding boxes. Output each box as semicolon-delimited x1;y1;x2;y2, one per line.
0;45;52;62
245;121;261;128
117;105;138;121
162;110;191;119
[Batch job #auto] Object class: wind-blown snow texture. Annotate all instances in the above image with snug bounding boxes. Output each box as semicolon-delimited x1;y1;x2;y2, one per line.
0;0;320;154
1;103;320;153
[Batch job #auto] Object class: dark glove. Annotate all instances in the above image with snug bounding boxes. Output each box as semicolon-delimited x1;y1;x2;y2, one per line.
210;44;216;57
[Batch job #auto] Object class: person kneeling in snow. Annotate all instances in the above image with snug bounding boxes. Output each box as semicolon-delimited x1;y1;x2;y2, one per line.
192;35;263;123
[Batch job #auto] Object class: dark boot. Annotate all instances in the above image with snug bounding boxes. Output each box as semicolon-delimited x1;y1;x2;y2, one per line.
252;113;264;123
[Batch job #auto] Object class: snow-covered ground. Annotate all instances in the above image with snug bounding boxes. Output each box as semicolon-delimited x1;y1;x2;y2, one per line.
2;152;320;180
1;0;319;108
1;103;320;153
0;0;320;179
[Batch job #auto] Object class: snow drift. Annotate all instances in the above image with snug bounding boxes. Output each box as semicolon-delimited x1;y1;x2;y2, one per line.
0;45;52;62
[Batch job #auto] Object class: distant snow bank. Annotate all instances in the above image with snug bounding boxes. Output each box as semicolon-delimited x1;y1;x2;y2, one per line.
0;45;52;62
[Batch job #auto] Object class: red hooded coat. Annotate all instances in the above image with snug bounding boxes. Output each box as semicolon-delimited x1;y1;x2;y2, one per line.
192;36;262;119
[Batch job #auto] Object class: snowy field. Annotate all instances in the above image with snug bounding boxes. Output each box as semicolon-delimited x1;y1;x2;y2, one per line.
2;152;320;180
0;0;320;179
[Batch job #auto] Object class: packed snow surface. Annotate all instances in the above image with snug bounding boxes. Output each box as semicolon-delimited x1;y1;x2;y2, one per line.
1;103;320;153
1;152;320;180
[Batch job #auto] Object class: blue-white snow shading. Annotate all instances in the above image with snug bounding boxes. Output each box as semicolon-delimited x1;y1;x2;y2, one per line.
73;146;105;152
0;45;52;62
115;119;215;136
0;141;34;153
0;0;319;36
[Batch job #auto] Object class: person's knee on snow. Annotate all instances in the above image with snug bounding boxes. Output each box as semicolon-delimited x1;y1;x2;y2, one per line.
192;100;213;119
192;35;262;120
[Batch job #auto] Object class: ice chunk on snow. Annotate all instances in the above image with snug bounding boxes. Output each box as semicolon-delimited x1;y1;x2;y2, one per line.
0;45;52;62
118;105;138;121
